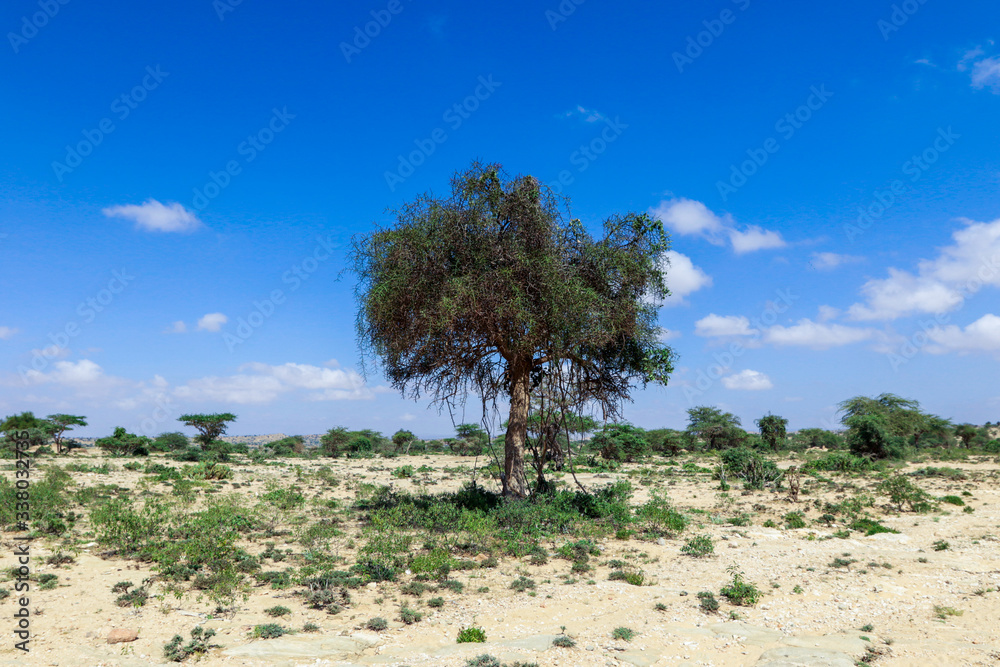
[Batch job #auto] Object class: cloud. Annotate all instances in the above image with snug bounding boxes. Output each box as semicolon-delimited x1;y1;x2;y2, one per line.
102;199;202;233
722;369;773;391
165;321;187;334
763;319;876;349
658;328;682;342
0;326;17;340
960;46;1000;93
810;252;863;270
816;305;840;322
925;314;1000;353
728;226;787;254
695;314;758;337
174;362;377;404
21;359;118;389
650;198;785;254
650;198;728;242
846;217;1000;320
563;105;607;123
197;313;228;332
659;251;712;306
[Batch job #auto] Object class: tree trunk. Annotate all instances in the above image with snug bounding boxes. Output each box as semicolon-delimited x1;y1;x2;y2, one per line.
503;358;531;498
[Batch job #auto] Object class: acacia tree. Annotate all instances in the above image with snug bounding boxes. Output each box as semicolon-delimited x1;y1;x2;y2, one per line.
178;413;237;450
686;406;745;450
47;414;87;454
353;162;675;497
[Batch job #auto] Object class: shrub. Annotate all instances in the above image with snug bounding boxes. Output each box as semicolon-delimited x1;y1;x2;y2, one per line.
464;657;501;667
510;576;535;592
163;627;218;662
940;495;965;506
720;566;762;606
553;634;576;648
635;492;687;536
392;465;415;479
399;604;422;624
366;616;388;631
457;626;487;643
264;605;291;617
718;447;783;490
593;424;649;462
802;451;877;473
611;627;635;641
303;623;320;632
784;511;807;529
681;535;714;558
252;624;287;639
877;474;936;512
849;517;899;536
697;591;719;613
428;596;445;608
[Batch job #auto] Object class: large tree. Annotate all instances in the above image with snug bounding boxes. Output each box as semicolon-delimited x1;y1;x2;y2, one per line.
47;414;87;454
686;406;746;450
178;413;237;449
352;162;676;497
755;413;788;451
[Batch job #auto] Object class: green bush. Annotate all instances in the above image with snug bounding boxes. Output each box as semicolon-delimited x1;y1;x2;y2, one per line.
593;424;649;462
681;535;714;558
718;447;783;490
877;474;936;512
252;624;287;639
635;491;687;536
510;576;535;592
802;451;878;473
784;511;807;529
366;616;388;631
163;627;218;662
720;566;762;606
611;627;634;641
264;605;291;617
697;590;719;613
457;626;487;643
399;604;422;624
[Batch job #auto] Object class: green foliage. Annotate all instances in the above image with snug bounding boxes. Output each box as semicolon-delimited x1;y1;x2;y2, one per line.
399;604;422;624
264;605;291;617
392;465;415;479
784;511;807;529
366;616;388;631
611;627;635;641
163;627;218;662
152;432;189;452
941;495;965;506
457;626;488;643
0;468;72;534
352;161;676;497
720;566;762;606
877;474;936;512
697;590;720;613
96;426;152;456
178;413;237;450
252;624;288;639
593;423;649;462
268;435;305;457
509;576;536;592
634;491;687;536
802;451;878;473
262;485;305;510
681;535;714;558
792;428;843;450
755;414;788;450
552;634;576;648
848;517;899;536
686;407;746;450
718;447;783;490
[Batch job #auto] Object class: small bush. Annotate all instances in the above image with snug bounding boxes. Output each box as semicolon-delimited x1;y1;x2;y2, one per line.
366;616;388;631
252;624;287;639
399;604;422;624
611;627;635;641
697;591;720;613
510;576;535;592
464;656;502;667
392;465;415;479
553;634;576;648
940;495;965;506
681;535;714;558
163;627;218;662
877;474;936;513
428;596;445;608
264;605;291;617
302;622;320;632
457;626;487;643
720;567;762;606
784;511;807;529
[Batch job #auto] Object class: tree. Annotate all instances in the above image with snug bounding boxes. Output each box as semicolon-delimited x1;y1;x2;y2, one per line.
755;414;788;451
178;413;237;450
686;406;746;450
454;424;488;456
911;415;952;448
392;429;417;454
645;428;686;456
954;423;981;448
844;413;905;460
793;428;842;450
1;412;55;451
838;394;922;439
321;426;351;457
46;414;87;454
269;435;305;456
352;162;675;497
152;432;190;452
593;423;649;462
96;427;152;456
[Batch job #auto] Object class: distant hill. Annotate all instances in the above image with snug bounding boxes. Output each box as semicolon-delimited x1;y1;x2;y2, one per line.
71;433;325;449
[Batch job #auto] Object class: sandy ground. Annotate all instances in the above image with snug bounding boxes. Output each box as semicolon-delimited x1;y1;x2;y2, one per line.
2;451;999;666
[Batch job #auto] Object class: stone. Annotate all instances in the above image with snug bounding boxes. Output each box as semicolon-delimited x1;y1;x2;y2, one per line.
107;629;139;644
755;646;856;667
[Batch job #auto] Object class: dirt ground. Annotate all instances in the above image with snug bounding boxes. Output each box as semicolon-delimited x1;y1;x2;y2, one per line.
2;451;999;666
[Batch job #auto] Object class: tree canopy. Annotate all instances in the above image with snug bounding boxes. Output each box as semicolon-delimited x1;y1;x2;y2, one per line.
178;413;237;449
353;162;676;496
686;406;746;450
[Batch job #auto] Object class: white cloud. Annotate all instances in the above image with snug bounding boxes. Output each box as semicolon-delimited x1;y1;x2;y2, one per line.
649;198;786;254
763;319;876;349
650;198;728;242
811;252;863;270
926;314;1000;353
102;199;202;233
563;105;607;123
694;314;757;337
21;359;112;388
728;226;787;254
197;313;228;332
847;217;1000;321
660;251;712;306
960;47;1000;93
174;362;376;404
0;326;17;340
722;369;773;391
400;413;417;422
165;321;187;334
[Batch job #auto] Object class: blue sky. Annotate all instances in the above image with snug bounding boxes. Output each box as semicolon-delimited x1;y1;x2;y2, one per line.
2;0;999;439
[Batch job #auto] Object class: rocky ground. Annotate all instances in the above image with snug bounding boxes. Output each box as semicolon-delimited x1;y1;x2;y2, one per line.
2;452;999;667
